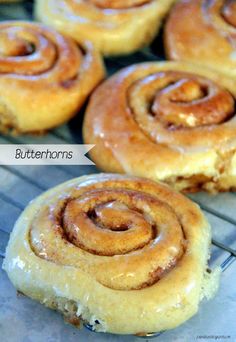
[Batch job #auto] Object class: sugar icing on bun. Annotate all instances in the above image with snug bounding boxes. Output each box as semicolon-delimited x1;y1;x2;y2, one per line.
165;0;236;77
3;174;219;335
35;0;176;56
84;62;236;193
0;21;104;134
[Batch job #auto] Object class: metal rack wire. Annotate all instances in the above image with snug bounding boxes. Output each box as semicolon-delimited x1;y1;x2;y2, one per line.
0;1;235;340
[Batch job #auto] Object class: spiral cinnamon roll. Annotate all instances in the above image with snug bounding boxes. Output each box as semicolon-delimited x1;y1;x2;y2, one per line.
165;0;236;78
83;62;236;193
35;0;176;56
0;21;104;134
3;174;219;335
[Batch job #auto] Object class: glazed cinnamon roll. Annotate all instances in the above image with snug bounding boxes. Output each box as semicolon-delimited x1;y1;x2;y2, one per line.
0;21;104;134
3;174;219;335
165;0;236;78
35;0;176;56
83;62;236;193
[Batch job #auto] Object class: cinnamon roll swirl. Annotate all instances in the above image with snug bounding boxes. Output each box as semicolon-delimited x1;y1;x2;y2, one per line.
0;21;104;134
3;174;218;335
83;62;236;193
35;0;176;56
165;0;236;78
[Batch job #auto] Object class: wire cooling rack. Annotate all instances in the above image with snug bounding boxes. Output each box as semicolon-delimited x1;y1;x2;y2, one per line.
0;2;236;342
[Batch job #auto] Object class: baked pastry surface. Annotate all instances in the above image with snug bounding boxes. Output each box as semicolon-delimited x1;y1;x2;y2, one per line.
83;61;236;193
165;0;236;77
3;173;218;335
35;0;176;56
0;21;104;134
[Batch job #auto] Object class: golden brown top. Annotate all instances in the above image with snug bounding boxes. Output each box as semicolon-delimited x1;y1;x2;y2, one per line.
84;63;236;152
36;0;176;56
83;62;236;192
165;0;236;75
0;21;101;84
0;20;104;133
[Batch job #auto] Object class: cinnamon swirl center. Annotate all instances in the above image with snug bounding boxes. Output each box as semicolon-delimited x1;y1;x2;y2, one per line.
129;71;235;130
30;178;186;290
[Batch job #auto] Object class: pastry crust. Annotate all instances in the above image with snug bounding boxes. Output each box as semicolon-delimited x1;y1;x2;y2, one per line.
83;61;236;193
3;174;218;335
35;0;176;56
165;0;236;77
0;21;104;134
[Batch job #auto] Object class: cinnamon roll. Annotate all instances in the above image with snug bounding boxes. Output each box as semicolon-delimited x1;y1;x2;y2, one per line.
165;0;236;78
35;0;176;56
0;21;104;134
83;62;236;193
3;174;219;335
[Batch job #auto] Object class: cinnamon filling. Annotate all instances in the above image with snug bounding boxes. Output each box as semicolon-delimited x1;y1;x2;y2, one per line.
129;71;235;131
30;180;186;290
0;22;83;80
165;148;236;193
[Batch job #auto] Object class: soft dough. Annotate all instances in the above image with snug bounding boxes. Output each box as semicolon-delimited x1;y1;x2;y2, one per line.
35;0;176;56
4;174;219;335
83;61;236;193
0;21;104;134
